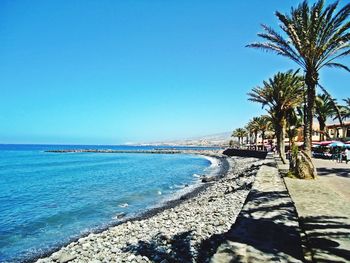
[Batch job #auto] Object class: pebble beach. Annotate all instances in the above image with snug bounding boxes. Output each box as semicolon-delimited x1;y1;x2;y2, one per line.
34;154;265;263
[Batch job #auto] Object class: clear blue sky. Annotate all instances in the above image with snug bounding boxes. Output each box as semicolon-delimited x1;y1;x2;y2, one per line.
1;0;349;144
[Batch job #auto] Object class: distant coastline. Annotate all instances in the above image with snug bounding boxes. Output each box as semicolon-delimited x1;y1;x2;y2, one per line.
44;148;224;154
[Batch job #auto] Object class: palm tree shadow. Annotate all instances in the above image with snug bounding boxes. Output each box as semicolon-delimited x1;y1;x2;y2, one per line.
197;189;305;262
300;215;350;262
122;231;193;262
121;190;306;262
316;167;350;178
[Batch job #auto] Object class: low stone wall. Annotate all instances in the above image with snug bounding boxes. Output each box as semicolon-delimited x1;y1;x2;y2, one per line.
223;148;268;159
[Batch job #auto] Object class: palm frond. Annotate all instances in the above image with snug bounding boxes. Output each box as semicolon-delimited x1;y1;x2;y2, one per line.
323;62;350;71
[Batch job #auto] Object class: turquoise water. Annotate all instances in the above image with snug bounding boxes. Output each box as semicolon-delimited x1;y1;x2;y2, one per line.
0;145;214;262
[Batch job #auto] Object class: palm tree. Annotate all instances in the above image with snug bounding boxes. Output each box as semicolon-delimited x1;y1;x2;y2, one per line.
232;128;247;147
247;117;260;149
247;0;350;157
335;99;350;138
245;123;254;148
344;98;350;107
286;107;303;171
248;70;304;163
256;115;271;150
286;108;303;148
343;98;350;119
318;83;348;140
315;93;335;141
248;115;271;150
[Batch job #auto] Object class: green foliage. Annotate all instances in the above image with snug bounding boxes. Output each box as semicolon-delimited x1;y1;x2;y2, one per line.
247;0;350;73
286;171;298;179
341;98;350;120
248;70;305;124
315;93;336;123
232;128;247;146
286;107;303;139
291;144;299;159
248;70;304;163
248;0;350;154
232;128;247;138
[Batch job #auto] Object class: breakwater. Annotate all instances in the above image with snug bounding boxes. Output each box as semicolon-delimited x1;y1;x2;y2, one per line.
223;148;268;159
46;149;183;154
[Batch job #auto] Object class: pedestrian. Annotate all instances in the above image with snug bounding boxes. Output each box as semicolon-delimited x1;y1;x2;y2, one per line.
334;147;341;162
337;148;343;163
345;148;350;164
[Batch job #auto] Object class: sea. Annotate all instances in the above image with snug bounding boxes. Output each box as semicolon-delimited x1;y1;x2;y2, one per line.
0;144;220;263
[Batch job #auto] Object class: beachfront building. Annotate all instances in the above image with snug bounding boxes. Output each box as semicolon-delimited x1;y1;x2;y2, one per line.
326;121;350;140
247;121;350;150
292;121;350;143
293;122;321;143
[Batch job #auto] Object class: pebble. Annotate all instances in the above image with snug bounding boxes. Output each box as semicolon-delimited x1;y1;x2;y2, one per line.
58;252;76;263
35;156;264;263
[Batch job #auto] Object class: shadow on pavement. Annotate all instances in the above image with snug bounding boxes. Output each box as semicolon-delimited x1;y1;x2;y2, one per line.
207;189;304;262
300;215;350;262
316;167;350;178
121;189;304;262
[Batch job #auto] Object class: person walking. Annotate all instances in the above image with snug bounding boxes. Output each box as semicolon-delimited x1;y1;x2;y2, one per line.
345;148;350;164
336;148;342;163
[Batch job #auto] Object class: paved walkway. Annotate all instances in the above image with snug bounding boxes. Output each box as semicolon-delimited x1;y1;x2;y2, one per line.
285;158;350;262
211;156;304;262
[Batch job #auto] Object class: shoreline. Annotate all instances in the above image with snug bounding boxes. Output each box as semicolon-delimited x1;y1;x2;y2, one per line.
22;152;227;263
33;153;264;263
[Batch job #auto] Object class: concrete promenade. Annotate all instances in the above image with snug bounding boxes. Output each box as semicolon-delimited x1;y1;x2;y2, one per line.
285;158;350;262
211;155;304;262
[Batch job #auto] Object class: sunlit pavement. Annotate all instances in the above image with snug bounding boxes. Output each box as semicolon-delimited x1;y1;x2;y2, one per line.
285;158;350;262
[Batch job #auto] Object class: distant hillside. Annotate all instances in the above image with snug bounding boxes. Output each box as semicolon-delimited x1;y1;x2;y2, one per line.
140;132;232;147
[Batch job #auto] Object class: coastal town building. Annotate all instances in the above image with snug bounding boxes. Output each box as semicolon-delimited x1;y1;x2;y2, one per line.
326;121;350;140
249;121;350;149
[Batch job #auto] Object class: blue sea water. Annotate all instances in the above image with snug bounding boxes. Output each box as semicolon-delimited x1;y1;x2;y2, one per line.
0;145;217;262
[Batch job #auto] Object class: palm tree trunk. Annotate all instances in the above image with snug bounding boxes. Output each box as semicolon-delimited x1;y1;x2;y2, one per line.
304;71;318;157
277;127;287;163
319;121;325;141
255;131;258;150
342;127;347;140
276;114;287;164
288;127;297;171
281;122;286;163
262;131;265;151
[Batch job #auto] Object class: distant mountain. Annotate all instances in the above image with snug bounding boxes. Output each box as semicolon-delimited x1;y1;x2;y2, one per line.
139;132;232;146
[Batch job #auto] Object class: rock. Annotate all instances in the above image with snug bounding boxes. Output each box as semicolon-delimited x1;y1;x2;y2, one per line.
225;186;234;194
82;242;91;250
34;156;262;263
58;252;77;263
51;252;60;261
142;256;150;261
127;254;136;261
202;176;216;183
